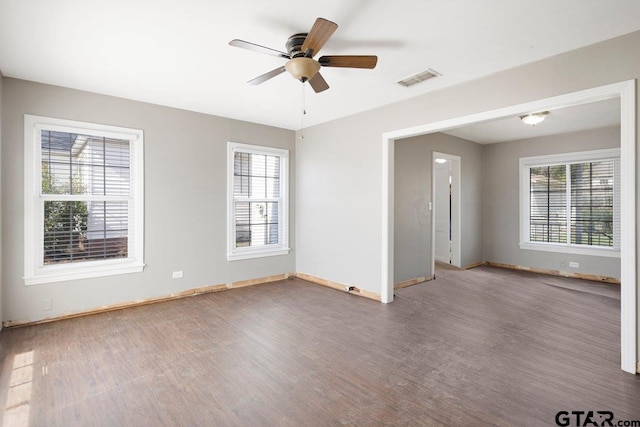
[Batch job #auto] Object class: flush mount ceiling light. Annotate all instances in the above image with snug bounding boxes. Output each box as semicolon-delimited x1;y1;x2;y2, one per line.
520;111;549;126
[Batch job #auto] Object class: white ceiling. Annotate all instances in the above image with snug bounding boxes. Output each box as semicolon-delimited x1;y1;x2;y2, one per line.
444;98;621;144
1;1;640;130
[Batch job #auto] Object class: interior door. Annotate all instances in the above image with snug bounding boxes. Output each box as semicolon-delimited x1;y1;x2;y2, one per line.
434;161;451;264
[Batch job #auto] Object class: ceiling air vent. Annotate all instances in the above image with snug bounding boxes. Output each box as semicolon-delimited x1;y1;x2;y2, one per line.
397;69;441;87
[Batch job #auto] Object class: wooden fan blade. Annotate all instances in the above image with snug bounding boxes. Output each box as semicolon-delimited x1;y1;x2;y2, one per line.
248;66;287;85
309;73;329;93
229;39;289;59
301;18;338;57
319;55;378;69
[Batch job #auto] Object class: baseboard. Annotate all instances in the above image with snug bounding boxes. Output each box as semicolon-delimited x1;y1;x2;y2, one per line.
464;261;486;270
394;276;432;290
229;273;292;289
1;262;621;328
486;262;620;284
3;273;292;329
295;272;381;302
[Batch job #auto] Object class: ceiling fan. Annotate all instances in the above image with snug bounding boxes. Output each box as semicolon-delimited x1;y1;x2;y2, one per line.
229;17;377;93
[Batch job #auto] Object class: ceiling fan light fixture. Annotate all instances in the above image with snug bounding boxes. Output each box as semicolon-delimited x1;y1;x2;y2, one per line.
520;111;549;126
285;57;321;82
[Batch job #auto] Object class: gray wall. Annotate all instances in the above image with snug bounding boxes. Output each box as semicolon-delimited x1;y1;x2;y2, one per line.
483;126;621;279
394;133;483;284
295;30;640;352
1;78;296;324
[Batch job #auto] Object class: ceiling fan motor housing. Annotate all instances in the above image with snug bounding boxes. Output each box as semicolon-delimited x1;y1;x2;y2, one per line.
286;33;308;57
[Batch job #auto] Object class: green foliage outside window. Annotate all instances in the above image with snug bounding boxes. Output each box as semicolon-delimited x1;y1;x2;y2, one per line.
42;163;88;263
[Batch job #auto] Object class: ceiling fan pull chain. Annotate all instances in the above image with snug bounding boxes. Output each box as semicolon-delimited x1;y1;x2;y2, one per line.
300;82;306;140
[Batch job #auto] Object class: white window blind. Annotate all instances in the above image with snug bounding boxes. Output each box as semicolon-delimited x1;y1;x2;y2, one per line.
520;149;620;257
41;131;132;264
570;161;615;247
24;115;144;285
227;142;289;260
529;165;567;244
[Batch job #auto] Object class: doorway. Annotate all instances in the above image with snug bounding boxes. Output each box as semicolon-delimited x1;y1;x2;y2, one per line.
432;152;461;269
381;80;637;373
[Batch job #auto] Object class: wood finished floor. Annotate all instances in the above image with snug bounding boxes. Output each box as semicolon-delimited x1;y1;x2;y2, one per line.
1;266;640;426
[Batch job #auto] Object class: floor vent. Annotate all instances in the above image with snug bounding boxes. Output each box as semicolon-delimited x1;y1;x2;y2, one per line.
397;68;441;87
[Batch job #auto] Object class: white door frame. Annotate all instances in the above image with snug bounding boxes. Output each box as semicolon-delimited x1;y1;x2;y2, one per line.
381;80;637;374
432;152;461;270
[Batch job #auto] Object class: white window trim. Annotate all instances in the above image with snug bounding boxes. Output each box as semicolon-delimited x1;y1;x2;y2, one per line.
227;142;290;261
24;115;145;285
519;148;620;258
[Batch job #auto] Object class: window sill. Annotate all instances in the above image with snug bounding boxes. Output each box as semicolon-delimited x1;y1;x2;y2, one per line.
519;242;620;258
24;260;145;285
227;247;290;261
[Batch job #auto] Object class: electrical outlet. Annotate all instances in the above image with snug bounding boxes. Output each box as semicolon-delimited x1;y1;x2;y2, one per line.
172;271;184;279
569;262;580;268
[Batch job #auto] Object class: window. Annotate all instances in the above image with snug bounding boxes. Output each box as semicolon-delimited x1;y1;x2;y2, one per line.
520;148;620;257
24;115;144;285
227;142;289;260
